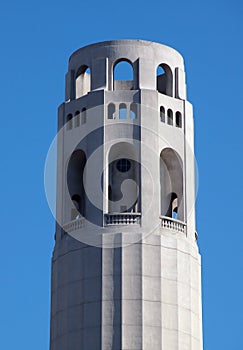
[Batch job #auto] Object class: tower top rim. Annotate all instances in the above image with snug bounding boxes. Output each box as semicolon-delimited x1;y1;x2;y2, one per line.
68;39;184;65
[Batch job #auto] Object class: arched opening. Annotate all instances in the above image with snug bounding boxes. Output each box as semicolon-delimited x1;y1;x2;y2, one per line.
167;109;173;125
66;114;73;130
67;150;87;220
108;103;116;119
81;107;87;124
160;106;165;123
108;142;140;213
113;60;134;90
130;103;138;120
160;148;183;220
156;63;173;96
75;65;91;98
74;111;80;128
176;111;182;128
119;103;127;120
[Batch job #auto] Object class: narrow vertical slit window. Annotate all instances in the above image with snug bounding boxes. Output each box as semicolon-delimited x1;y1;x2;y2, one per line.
130;103;137;120
74;111;80;127
66;114;73;130
160;106;165;122
81;108;87;124
108;103;116;119
176;112;182;128
119;103;127;120
167;109;173;125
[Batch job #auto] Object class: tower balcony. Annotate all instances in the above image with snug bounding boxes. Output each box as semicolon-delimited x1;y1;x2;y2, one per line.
63;217;85;232
62;215;195;239
62;214;142;233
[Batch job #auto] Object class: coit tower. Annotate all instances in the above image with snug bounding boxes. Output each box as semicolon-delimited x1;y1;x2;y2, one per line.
49;40;203;349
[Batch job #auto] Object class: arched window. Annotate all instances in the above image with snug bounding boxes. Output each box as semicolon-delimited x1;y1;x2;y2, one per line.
160;148;183;220
119;103;127;119
67;150;87;220
156;64;173;97
66;114;73;130
160;106;165;123
75;66;91;98
74;111;80;127
167;109;173;125
108;103;116;119
108;142;140;213
176;111;182;128
130;103;138;120
81;107;87;124
113;60;134;90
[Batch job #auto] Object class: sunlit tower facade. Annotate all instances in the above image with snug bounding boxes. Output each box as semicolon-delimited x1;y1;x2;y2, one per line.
50;40;203;349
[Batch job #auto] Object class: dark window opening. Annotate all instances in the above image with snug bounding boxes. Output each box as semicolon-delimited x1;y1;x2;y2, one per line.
74;111;80;127
176;111;182;128
160;148;184;221
156;64;173;96
81;108;87;124
108;103;116;119
116;159;131;173
66;114;73;130
160;106;165;122
108;142;140;214
67;150;86;220
130;103;138;120
167;109;173;125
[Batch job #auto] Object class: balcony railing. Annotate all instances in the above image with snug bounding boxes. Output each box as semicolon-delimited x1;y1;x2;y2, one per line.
63;217;85;232
105;213;141;225
160;216;186;234
62;215;196;239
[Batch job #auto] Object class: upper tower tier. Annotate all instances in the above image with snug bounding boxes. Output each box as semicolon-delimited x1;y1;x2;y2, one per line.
55;39;196;247
65;39;187;102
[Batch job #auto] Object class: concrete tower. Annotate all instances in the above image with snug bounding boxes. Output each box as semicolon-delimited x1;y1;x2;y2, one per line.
50;40;203;349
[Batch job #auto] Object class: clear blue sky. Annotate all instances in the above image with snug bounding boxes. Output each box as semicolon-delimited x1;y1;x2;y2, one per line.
0;0;242;349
